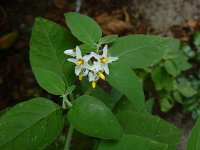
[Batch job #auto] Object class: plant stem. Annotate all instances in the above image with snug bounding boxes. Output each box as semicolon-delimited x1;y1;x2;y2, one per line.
64;124;74;150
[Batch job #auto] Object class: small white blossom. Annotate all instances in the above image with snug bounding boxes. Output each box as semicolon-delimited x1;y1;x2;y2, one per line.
64;49;76;57
64;44;118;88
67;46;91;76
90;45;118;74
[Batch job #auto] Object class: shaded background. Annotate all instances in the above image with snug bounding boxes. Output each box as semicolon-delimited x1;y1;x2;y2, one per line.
0;0;200;149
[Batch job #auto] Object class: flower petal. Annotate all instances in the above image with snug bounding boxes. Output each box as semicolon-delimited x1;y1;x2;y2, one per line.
102;63;109;74
88;72;95;82
67;58;77;63
64;49;76;57
83;69;89;76
75;66;82;75
108;57;119;63
90;52;101;60
83;54;92;62
76;46;82;59
102;45;108;58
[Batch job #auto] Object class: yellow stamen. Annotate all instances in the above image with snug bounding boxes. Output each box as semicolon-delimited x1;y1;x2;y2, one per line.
101;58;108;63
98;72;105;80
76;60;84;66
79;75;83;81
91;81;96;89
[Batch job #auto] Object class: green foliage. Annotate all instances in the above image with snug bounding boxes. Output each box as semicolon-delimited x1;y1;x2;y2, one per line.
109;35;170;68
98;135;168;150
30;17;78;91
64;12;102;45
107;62;145;111
98;35;118;45
3;12;195;150
67;95;123;139
187;118;200;150
0;97;64;150
151;66;175;91
32;66;66;95
117;111;182;150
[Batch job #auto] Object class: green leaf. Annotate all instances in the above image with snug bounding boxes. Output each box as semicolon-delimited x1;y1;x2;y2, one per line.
98;35;118;44
113;96;153;114
109;35;171;68
32;66;65;95
187;118;200;150
172;51;191;72
107;62;145;111
64;12;102;45
194;31;200;50
164;60;179;77
173;91;183;103
113;96;135;114
98;135;168;150
145;98;154;114
0;97;64;150
68;95;123;139
92;85;119;109
117;111;182;150
151;67;175;91
160;98;174;112
30;17;78;88
177;82;197;97
78;43;97;53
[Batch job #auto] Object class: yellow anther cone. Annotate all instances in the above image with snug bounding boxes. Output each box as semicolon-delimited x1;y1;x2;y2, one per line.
92;81;96;89
76;60;84;66
98;72;105;80
101;58;108;63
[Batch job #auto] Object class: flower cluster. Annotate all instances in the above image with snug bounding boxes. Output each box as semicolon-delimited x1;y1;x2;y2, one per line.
64;45;118;88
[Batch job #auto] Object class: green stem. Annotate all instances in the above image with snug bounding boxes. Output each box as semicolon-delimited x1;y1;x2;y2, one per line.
64;124;74;150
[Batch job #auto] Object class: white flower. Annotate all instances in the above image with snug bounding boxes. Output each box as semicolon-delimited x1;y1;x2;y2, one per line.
67;46;91;76
64;44;119;88
64;49;76;57
90;45;118;74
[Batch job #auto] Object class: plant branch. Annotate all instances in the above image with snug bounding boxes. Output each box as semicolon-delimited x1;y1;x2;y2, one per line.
64;124;74;150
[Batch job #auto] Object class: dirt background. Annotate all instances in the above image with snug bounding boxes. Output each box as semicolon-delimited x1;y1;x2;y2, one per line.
0;0;200;149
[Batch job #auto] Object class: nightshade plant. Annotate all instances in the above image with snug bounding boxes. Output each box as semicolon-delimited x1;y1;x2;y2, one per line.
0;12;200;150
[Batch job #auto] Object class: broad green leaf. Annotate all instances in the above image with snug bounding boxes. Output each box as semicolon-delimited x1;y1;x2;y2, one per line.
93;85;118;109
32;66;65;95
64;12;102;45
151;67;175;91
78;43;97;53
98;35;118;44
98;135;168;150
164;60;178;77
107;62;145;111
163;38;180;58
172;51;191;72
113;97;154;114
177;82;197;97
109;35;171;68
117;111;182;150
113;96;135;114
187;118;200;150
68;95;123;139
30;17;78;88
0;97;64;150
